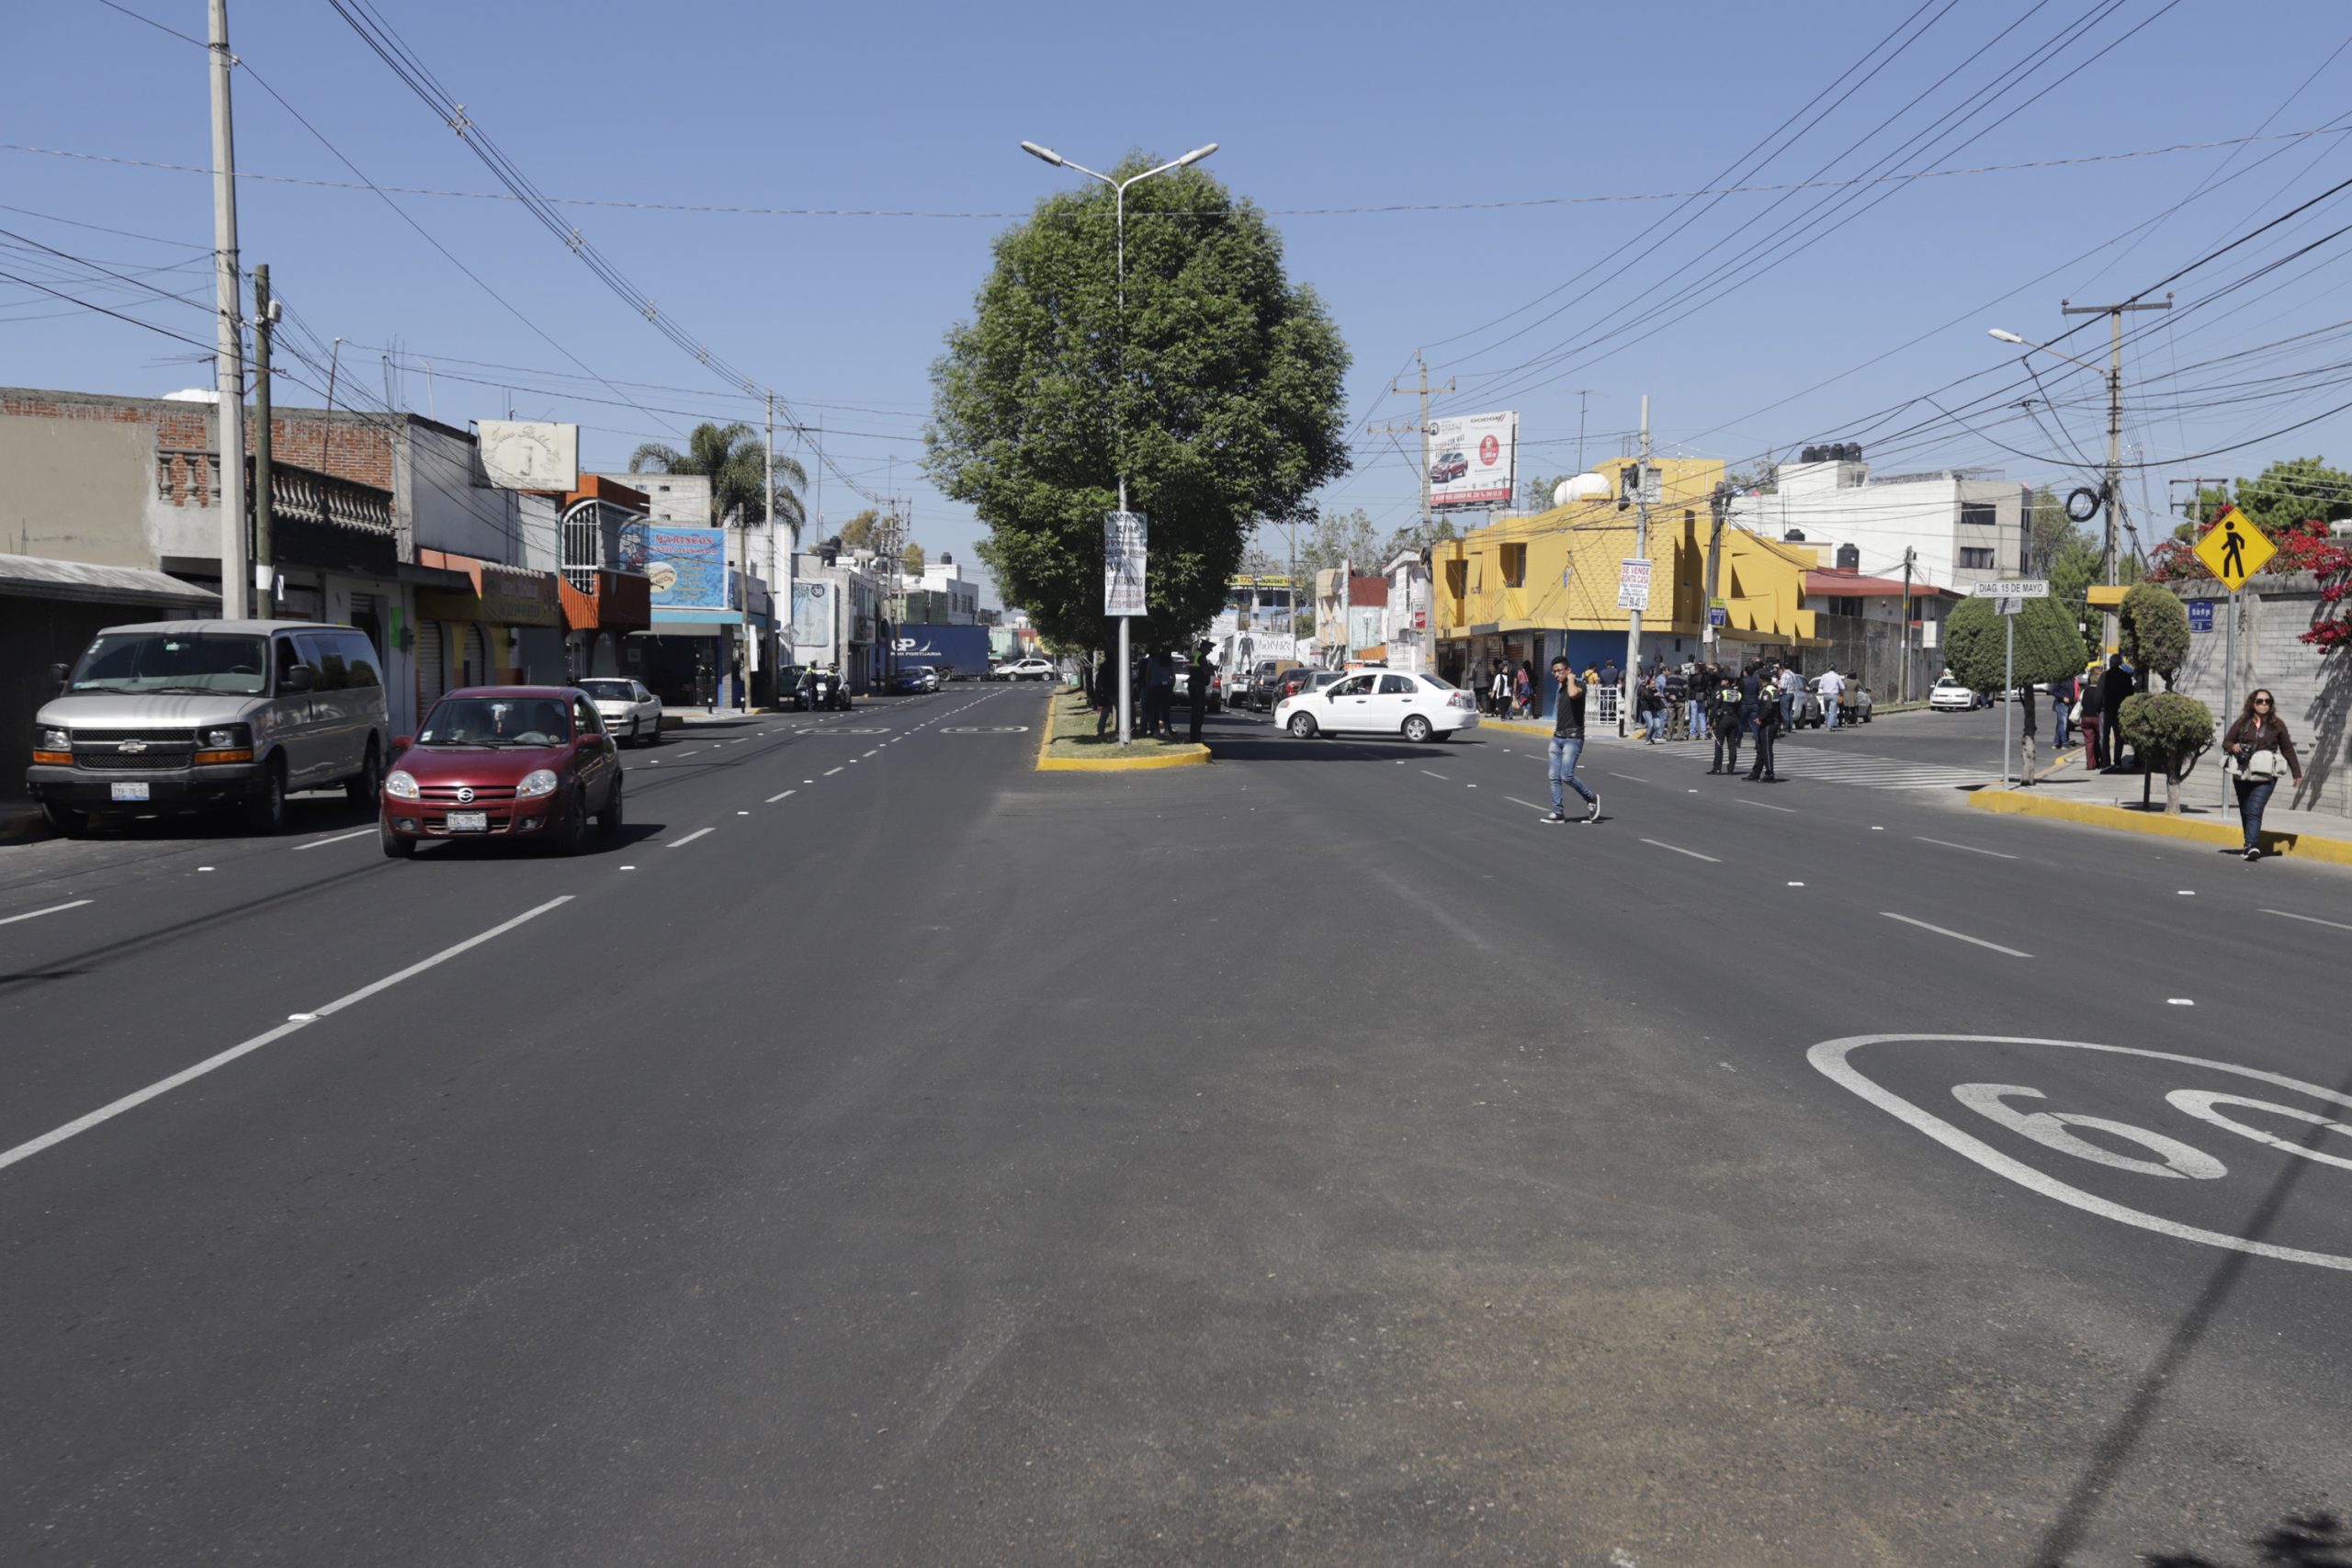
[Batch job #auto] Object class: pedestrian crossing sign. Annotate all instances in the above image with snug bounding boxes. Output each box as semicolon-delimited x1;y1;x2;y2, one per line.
2194;506;2274;590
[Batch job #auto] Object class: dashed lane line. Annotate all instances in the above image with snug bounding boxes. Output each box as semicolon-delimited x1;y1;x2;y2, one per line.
0;896;573;1174
294;828;375;851
2263;908;2352;932
1732;795;1800;814
1916;836;2018;861
667;828;716;848
1505;796;1550;813
824;767;843;777
1420;771;1450;781
1880;911;2031;958
1641;839;1721;863
766;789;797;804
0;899;93;927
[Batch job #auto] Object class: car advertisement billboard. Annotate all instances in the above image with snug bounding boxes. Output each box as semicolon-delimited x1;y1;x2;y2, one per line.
618;523;729;610
1428;411;1516;509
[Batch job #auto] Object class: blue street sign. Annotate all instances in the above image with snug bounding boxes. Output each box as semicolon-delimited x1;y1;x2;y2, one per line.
2188;599;2215;633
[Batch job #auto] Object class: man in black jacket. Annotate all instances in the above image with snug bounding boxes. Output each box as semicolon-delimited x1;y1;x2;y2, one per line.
2078;664;2106;767
1746;660;1781;782
2098;654;2136;771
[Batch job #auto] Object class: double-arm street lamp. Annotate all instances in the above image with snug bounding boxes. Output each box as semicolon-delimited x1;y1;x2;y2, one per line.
1021;138;1217;746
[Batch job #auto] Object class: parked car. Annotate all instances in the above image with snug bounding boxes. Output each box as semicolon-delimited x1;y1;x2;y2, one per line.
1275;670;1479;742
1170;664;1222;714
578;677;663;747
1928;676;1977;712
1274;668;1343;706
888;668;932;694
380;686;622;857
994;657;1057;682
27;618;389;838
797;667;853;711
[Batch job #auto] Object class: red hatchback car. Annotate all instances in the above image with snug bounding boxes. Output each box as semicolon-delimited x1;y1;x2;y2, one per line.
380;686;623;857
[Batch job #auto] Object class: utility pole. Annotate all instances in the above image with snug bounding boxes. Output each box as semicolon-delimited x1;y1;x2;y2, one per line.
765;390;779;708
251;263;275;613
1571;389;1596;474
1372;351;1454;547
1900;546;1917;703
1702;479;1728;662
207;0;249;620
2060;295;2171;654
1620;395;1652;735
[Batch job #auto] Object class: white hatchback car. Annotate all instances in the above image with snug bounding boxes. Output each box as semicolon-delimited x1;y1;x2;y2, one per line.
1928;676;1978;712
1276;671;1479;742
579;677;664;746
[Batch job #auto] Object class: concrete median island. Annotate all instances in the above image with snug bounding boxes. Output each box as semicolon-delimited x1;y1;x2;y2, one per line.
1035;687;1211;772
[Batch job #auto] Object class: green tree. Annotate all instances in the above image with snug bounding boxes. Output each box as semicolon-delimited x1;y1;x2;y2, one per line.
2227;456;2352;536
1943;593;2086;694
1520;473;1570;513
836;508;882;553
903;540;926;578
628;421;808;537
1296;507;1384;587
2119;581;2189;689
927;156;1351;652
2117;691;2214;814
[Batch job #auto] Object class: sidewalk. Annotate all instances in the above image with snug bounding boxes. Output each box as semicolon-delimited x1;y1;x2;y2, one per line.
1969;743;2352;865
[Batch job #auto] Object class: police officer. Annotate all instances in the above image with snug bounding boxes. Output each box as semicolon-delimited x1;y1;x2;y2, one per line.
1708;663;1744;775
1746;659;1782;783
1187;640;1212;743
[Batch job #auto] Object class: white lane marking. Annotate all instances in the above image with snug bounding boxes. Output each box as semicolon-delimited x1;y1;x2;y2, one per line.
294;828;375;851
1505;796;1550;812
1607;773;1648;783
0;899;93;928
1420;770;1450;781
863;750;879;758
824;767;843;777
673;750;701;758
1641;839;1720;863
766;789;797;804
667;828;715;848
2264;908;2352;932
1880;911;2031;958
1809;1034;2352;1273
0;897;572;1174
1733;796;1799;814
1916;836;2018;861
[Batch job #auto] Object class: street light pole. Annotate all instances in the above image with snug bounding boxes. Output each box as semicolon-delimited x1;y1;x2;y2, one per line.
1022;140;1216;746
207;0;249;621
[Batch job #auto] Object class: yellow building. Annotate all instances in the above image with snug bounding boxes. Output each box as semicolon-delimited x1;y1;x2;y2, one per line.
1430;455;1819;691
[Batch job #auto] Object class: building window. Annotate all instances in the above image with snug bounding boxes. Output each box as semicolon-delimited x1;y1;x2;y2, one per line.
1959;547;1996;569
1960;502;1996;530
1501;543;1526;587
1826;596;1863;617
1445;560;1467;601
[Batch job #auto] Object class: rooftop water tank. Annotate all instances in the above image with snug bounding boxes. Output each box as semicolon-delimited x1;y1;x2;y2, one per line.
1553;473;1611;507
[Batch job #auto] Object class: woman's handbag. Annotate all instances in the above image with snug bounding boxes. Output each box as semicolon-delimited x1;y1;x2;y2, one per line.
2240;746;2288;782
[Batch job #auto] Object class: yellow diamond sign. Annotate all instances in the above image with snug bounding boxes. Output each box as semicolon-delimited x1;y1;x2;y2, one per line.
2193;505;2275;591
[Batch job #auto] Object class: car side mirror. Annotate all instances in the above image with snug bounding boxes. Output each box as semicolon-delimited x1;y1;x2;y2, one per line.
278;666;315;694
49;661;70;684
391;735;414;753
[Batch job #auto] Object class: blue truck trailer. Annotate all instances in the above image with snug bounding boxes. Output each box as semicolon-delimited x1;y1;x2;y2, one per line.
892;624;992;679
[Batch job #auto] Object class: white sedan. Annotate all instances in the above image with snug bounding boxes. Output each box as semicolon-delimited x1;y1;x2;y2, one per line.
993;657;1057;682
579;678;664;746
1275;670;1479;742
1928;676;1979;712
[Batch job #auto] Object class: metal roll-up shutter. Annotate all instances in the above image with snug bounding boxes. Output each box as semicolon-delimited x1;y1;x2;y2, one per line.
465;624;491;687
417;622;447;710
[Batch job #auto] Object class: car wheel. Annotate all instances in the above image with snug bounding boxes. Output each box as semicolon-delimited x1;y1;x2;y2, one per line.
597;774;625;837
40;802;90;839
344;739;382;805
1288;713;1318;739
551;788;589;856
380;814;415;859
1402;715;1434;743
243;757;288;835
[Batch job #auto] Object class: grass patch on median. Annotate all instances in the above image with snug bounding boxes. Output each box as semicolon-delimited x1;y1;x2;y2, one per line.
1037;686;1211;771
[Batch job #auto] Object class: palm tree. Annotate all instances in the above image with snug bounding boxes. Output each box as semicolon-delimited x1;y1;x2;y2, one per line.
628;421;808;539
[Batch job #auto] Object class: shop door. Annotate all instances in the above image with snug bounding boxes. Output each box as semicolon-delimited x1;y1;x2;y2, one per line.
416;622;447;716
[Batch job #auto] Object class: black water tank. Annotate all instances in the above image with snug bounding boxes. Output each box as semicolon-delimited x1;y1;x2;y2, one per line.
1841;442;1863;462
1837;542;1860;570
1786;529;1808;543
1800;446;1822;463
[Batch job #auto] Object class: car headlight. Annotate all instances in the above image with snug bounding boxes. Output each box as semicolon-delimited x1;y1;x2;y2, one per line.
40;727;70;751
200;726;246;749
385;769;421;800
515;769;559;800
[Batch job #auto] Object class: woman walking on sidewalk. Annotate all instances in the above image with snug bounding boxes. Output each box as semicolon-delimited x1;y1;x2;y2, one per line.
2222;689;2304;861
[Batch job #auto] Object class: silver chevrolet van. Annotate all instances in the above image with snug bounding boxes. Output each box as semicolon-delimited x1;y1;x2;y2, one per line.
26;619;389;837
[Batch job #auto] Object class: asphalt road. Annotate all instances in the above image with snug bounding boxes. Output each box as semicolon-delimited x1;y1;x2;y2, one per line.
4;684;2346;1566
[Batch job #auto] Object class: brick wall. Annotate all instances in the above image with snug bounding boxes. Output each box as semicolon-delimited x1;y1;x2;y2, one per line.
1;388;398;514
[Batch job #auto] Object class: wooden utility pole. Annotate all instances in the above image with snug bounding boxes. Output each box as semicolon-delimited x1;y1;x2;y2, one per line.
1371;351;1454;546
1619;395;1652;735
251;264;275;609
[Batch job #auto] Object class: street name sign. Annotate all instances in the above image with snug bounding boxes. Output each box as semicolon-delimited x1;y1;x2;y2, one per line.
1969;579;2049;599
2193;505;2274;591
1617;559;1653;612
1103;511;1148;616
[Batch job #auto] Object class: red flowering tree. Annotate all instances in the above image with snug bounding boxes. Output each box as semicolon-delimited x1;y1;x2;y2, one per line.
2144;457;2352;653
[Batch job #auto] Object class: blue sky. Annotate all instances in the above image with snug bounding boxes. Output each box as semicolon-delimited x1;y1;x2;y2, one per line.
10;0;2352;604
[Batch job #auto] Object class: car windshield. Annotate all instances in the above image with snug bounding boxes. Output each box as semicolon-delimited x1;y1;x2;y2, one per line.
416;696;572;748
578;680;635;701
68;632;269;695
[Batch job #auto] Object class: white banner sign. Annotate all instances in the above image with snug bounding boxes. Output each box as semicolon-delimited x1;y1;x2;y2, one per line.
1428;410;1517;509
1103;511;1148;616
1616;558;1653;612
478;421;579;491
1969;579;2049;599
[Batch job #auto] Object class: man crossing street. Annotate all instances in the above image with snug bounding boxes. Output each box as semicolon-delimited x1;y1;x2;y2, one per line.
1543;655;1600;825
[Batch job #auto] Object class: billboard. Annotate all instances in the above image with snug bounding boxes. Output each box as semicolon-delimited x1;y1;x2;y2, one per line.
477;421;579;491
1428;411;1516;508
1104;511;1148;616
618;523;729;610
790;581;831;647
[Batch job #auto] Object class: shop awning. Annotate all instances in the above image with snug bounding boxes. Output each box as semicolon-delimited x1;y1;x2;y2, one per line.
0;552;219;609
413;550;564;626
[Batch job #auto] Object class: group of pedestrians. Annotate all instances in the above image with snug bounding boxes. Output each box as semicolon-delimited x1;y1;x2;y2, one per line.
1091;641;1216;742
1481;658;1539;720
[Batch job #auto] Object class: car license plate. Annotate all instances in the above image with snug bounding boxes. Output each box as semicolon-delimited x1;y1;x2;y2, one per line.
445;810;489;832
110;782;151;802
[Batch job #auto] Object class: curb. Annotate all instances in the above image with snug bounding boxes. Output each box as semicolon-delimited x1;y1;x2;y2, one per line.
1034;700;1213;773
1966;789;2352;866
